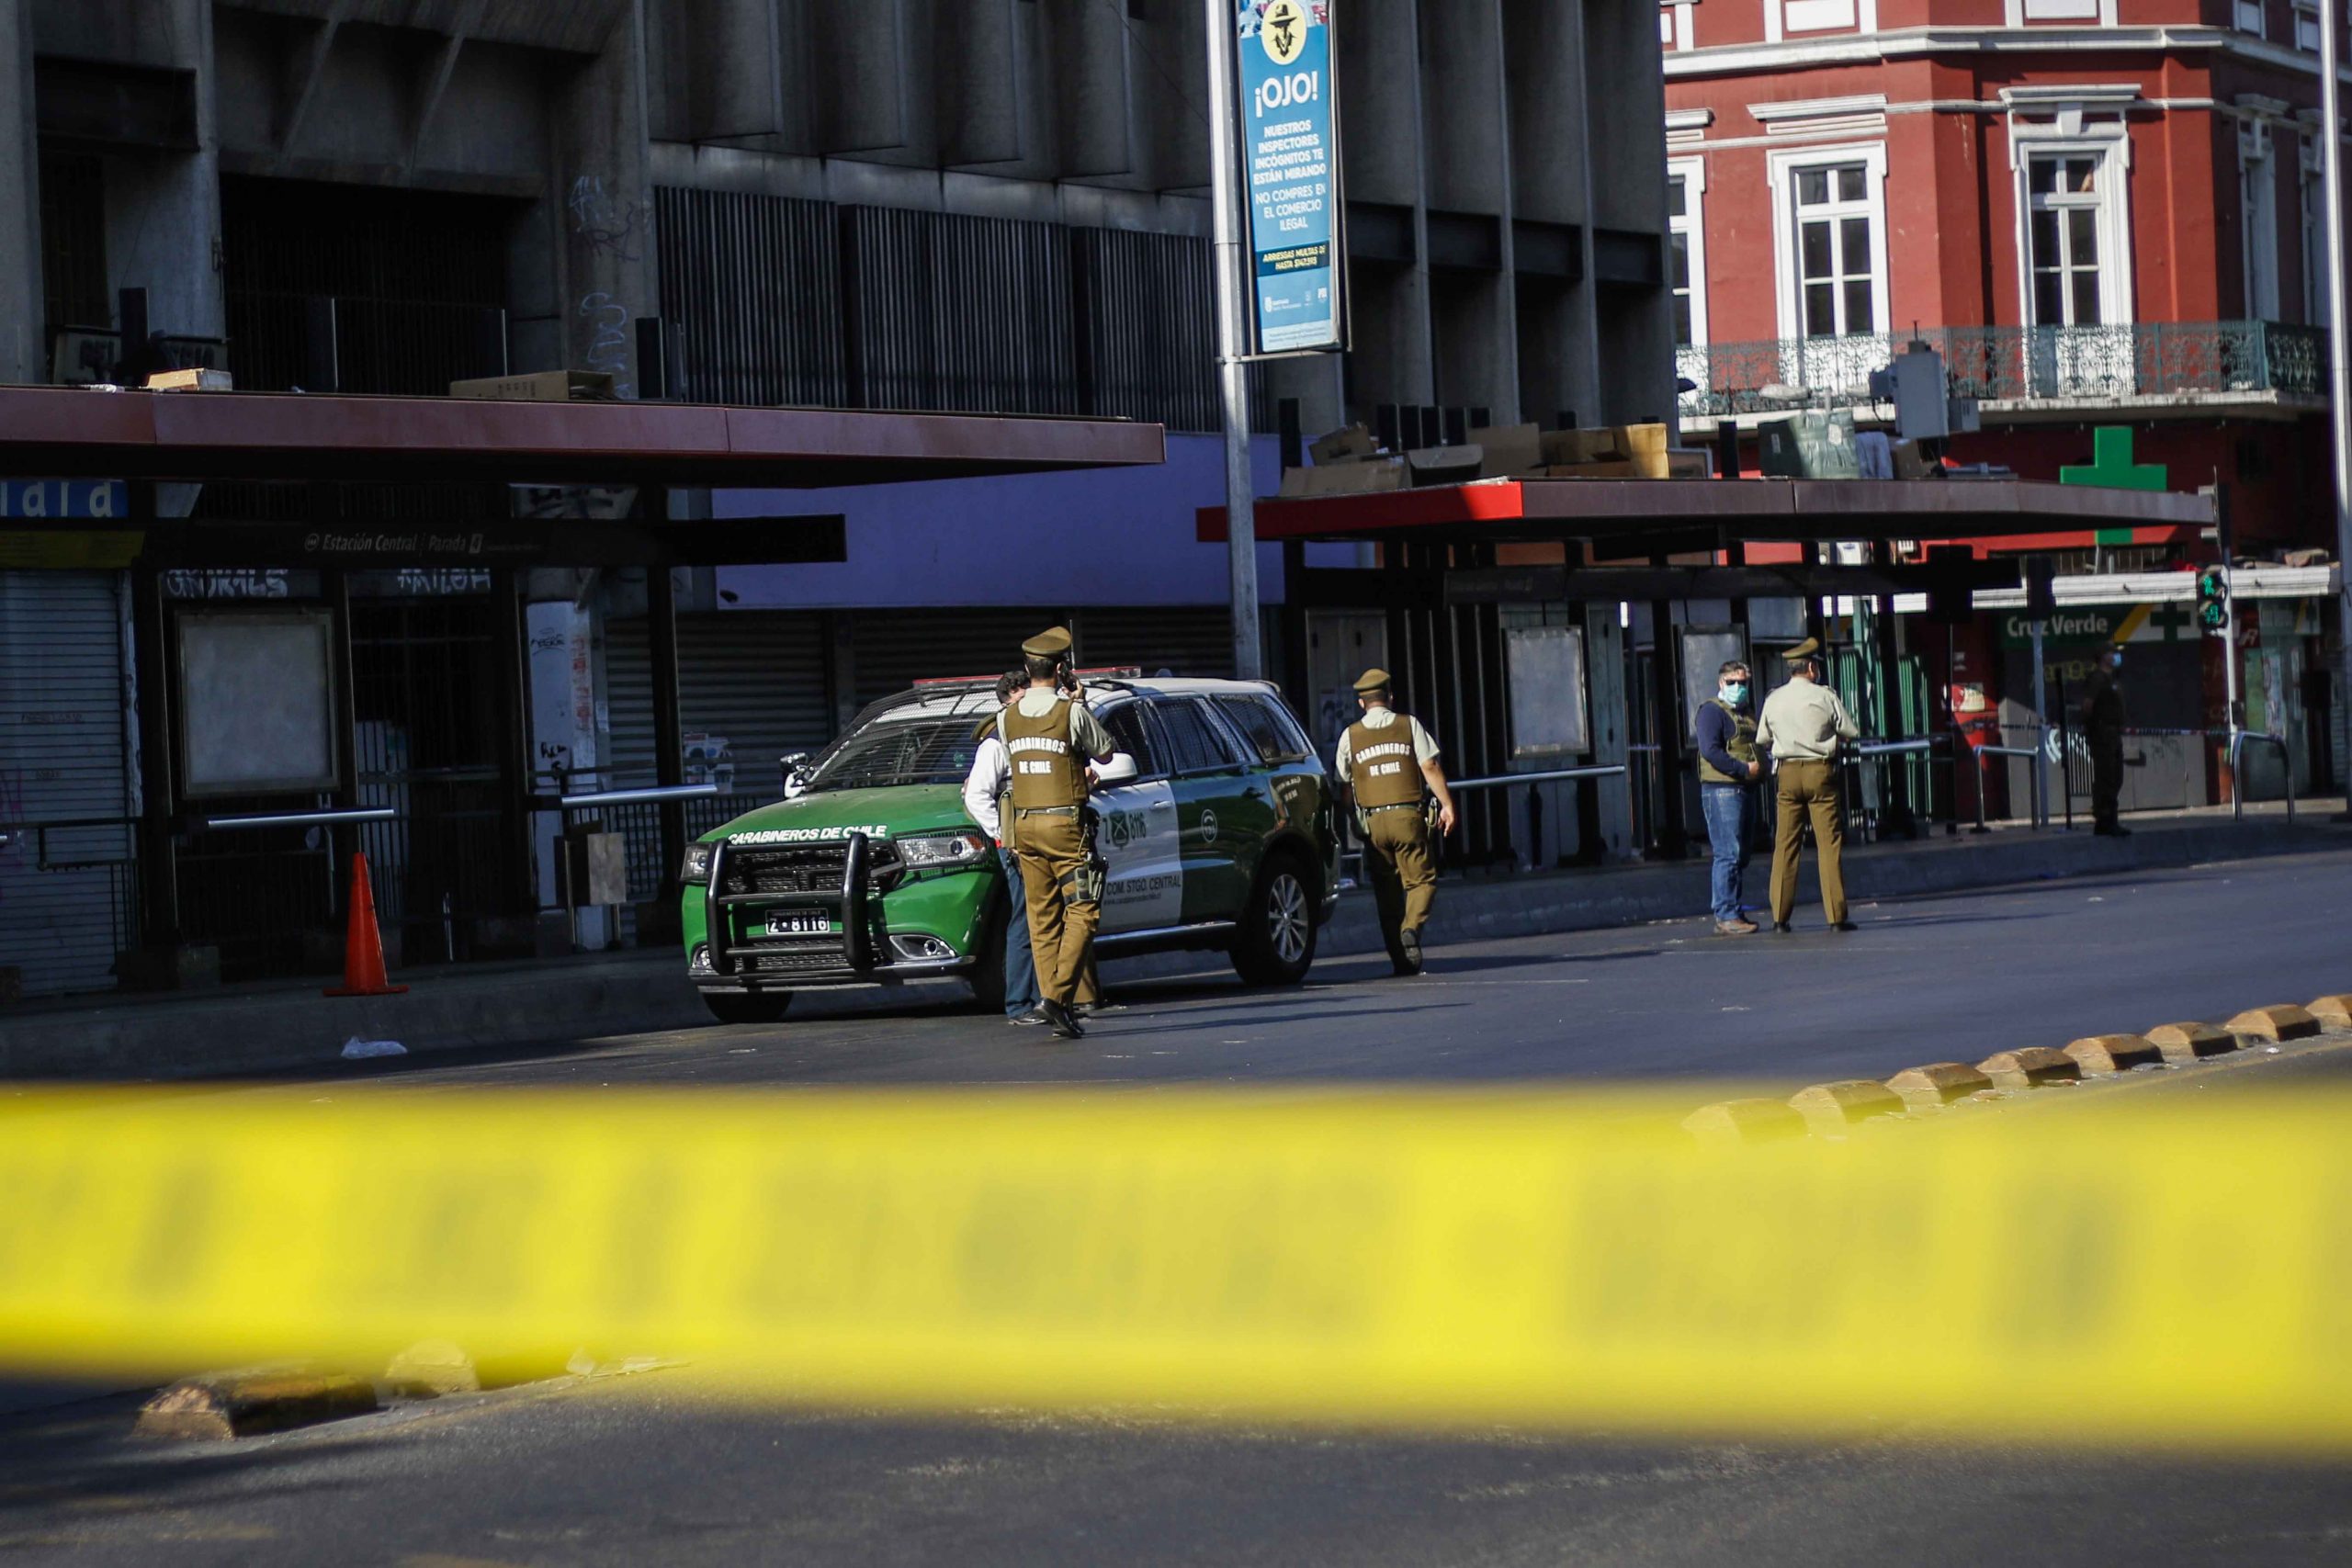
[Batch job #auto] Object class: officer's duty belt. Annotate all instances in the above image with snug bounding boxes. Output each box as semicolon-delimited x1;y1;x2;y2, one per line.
1014;806;1081;818
1362;802;1421;816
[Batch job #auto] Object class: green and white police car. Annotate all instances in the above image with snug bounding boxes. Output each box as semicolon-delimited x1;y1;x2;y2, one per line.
679;675;1341;1023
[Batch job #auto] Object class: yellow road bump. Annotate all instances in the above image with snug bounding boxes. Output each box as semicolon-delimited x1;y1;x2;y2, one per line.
1680;1098;1807;1145
1786;1080;1905;1134
2227;1005;2322;1043
2144;1021;2238;1063
2305;995;2352;1031
2063;1034;2165;1076
135;1366;378;1440
1977;1047;2080;1089
1885;1062;1996;1109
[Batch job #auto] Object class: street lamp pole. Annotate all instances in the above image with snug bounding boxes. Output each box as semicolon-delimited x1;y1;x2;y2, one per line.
2324;0;2352;805
1205;0;1263;681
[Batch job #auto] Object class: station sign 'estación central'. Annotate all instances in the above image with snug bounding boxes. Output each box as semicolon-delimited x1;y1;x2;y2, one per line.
1236;0;1345;355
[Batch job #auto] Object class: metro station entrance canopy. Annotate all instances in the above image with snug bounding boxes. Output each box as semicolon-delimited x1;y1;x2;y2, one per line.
1199;475;2214;564
0;385;1163;977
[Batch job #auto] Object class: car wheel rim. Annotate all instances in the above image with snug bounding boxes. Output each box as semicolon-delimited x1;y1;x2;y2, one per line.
1268;874;1308;964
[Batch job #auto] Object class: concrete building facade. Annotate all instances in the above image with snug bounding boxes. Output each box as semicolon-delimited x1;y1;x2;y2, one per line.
0;0;1676;994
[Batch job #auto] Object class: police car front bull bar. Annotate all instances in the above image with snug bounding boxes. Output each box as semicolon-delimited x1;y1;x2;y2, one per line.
704;829;876;983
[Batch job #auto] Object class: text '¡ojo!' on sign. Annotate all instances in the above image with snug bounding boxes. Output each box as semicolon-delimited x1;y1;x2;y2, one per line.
1234;0;1345;356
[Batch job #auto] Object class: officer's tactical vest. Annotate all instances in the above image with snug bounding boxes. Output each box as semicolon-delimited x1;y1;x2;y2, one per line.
1347;716;1423;809
1003;698;1087;810
1697;698;1758;785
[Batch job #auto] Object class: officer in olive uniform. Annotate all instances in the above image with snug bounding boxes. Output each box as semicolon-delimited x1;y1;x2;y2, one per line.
1001;626;1115;1038
2082;646;2129;837
1753;638;1860;933
1334;670;1457;976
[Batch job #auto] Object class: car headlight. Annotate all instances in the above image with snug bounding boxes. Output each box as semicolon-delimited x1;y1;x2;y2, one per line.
679;841;716;885
896;830;991;868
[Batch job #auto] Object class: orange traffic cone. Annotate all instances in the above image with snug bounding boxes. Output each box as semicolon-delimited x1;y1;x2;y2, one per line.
325;852;408;997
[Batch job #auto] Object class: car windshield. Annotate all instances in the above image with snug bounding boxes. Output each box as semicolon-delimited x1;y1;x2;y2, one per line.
800;686;1008;792
803;715;983;792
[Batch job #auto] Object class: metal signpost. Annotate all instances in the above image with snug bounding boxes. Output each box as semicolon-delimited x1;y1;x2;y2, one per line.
1205;0;1346;681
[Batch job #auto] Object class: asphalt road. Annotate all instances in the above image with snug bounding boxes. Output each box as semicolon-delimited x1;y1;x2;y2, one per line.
5;850;2350;1566
308;844;2352;1093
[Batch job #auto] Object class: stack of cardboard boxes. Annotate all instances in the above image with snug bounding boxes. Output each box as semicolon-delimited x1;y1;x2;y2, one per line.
1277;420;1708;498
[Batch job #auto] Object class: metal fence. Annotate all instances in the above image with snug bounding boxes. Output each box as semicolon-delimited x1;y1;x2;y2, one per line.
1677;321;2327;419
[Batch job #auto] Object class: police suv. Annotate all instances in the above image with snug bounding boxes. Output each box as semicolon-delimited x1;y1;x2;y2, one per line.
678;674;1340;1023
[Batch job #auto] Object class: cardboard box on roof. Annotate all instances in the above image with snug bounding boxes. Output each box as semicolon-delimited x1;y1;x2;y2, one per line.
449;370;617;401
1468;423;1543;478
1407;445;1484;485
1278;457;1408;497
1309;423;1381;465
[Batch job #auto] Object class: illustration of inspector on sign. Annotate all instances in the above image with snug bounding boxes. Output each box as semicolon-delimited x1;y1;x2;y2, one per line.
677;673;1341;1024
1238;0;1344;355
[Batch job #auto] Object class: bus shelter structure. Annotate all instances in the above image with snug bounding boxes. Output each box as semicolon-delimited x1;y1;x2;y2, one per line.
0;386;1160;985
1201;476;2214;865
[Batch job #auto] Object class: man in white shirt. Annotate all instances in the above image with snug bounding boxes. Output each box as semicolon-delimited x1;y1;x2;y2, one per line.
962;674;1045;1026
1753;638;1860;933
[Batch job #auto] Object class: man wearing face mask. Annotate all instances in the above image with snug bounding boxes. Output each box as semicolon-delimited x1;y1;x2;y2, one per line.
2083;643;2128;837
1694;659;1766;935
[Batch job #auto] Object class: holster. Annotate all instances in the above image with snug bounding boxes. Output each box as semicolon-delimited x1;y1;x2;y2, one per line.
1071;805;1105;907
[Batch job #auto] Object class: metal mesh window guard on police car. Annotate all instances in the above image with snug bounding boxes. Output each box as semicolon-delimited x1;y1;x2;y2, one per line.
803;719;982;792
1211;695;1311;766
1100;703;1162;778
1154;698;1243;774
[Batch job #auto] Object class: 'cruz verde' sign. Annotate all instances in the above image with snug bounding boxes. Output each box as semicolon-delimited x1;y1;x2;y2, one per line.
1234;0;1345;355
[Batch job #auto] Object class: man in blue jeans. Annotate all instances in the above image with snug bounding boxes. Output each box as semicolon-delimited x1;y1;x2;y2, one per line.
1694;658;1766;936
963;673;1046;1023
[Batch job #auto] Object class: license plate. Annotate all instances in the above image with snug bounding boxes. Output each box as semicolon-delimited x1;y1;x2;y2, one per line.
763;910;833;938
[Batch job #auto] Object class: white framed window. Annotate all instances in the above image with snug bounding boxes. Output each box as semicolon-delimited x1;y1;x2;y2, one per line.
1768;144;1889;342
1668;159;1708;350
2007;120;2134;331
1660;1;1696;51
1764;0;1874;45
2296;0;2322;51
2007;0;2116;21
2242;122;2281;321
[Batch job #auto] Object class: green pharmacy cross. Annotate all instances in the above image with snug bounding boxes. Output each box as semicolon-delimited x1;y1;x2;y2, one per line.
2061;426;2167;547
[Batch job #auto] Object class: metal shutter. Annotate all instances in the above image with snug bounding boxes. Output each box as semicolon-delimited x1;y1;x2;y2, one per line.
1072;607;1236;679
605;611;832;788
0;571;132;996
851;610;1043;708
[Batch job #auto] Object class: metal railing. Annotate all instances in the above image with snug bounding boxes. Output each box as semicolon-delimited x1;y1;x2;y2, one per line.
1677;320;2327;419
2228;731;2298;825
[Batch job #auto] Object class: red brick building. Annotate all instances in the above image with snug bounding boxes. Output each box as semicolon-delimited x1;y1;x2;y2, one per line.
1661;2;2346;802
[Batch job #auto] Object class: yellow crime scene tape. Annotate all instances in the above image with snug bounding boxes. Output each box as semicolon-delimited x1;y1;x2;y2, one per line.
0;1085;2346;1449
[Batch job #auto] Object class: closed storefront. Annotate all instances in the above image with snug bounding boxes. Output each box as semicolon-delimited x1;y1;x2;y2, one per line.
605;610;832;798
0;571;134;997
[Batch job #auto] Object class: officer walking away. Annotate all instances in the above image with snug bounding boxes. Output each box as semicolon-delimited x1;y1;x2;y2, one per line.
1695;659;1767;935
1001;626;1116;1039
962;671;1046;1026
1754;639;1860;933
2083;645;2130;838
1335;670;1457;976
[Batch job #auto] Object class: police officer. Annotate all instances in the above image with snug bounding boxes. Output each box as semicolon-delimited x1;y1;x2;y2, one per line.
1334;670;1456;976
1754;638;1860;933
1001;626;1115;1038
2082;645;2129;838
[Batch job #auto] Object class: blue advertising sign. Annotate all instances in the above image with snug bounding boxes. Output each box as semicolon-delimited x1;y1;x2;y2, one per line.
1234;0;1345;355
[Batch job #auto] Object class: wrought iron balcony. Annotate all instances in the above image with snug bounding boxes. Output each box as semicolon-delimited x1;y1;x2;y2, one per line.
1675;321;2328;420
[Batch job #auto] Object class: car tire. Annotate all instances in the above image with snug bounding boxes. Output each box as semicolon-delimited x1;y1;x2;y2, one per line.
967;905;1011;1015
702;991;793;1025
1230;852;1318;987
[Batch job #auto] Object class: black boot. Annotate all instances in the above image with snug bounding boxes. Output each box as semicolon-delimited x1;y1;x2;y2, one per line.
1044;999;1086;1040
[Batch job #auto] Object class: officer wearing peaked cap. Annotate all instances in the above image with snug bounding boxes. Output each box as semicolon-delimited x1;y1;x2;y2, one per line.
1335;670;1456;976
1753;637;1860;933
999;624;1114;1039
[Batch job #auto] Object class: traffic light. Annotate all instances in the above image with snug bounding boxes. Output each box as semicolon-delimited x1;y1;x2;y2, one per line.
2196;564;2229;635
